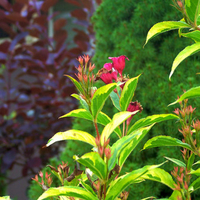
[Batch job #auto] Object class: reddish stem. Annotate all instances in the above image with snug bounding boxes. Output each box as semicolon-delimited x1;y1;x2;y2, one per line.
94;121;100;138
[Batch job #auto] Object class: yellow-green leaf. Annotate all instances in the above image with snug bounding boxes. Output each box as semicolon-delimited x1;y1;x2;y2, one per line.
120;75;140;111
145;21;191;46
38;186;98;200
74;152;107;180
100;111;137;145
143;136;193;151
127;114;179;135
91;83;117;119
46;130;96;147
169;86;200;106
170;42;200;79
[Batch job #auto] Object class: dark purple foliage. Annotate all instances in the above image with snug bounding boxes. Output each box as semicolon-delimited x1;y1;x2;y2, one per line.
0;0;100;185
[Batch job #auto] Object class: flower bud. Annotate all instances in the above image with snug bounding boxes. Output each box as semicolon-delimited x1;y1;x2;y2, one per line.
89;63;95;72
39;171;43;178
173;108;180;116
105;147;112;160
177;1;183;9
77;56;83;65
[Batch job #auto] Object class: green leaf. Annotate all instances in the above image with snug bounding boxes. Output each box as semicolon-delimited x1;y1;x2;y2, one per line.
190;177;200;192
37;186;98;200
108;132;138;171
91;83;117;119
120;75;140;111
46;130;96;147
119;125;154;168
66;75;85;95
185;0;200;24
141;197;156;200
190;168;200;176
105;164;162;200
0;197;11;200
169;190;182;200
100;111;137;145
145;21;191;45
140;168;176;189
110;90;121;111
108;125;153;171
193;160;200;166
187;153;195;170
164;157;186;168
169;42;200;79
97;113;121;138
154;199;169;200
181;30;200;42
60;109;93;120
80;180;96;196
74;152;107;180
169;86;200;106
197;14;200;25
143;136;193;151
127;114;179;135
60;109;121;137
71;94;90;112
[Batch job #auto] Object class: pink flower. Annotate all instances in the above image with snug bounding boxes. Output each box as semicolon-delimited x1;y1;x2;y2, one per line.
109;55;129;76
100;71;117;84
127;101;143;125
103;63;113;71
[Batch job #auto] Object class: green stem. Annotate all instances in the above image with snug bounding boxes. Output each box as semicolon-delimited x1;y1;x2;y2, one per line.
122;121;125;137
125;123;129;135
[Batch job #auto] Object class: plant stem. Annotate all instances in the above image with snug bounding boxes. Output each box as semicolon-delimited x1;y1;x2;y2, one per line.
103;183;107;199
94;120;100;138
122;121;125;137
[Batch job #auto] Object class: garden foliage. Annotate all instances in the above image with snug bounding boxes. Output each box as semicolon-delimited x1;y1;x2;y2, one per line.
90;0;200;198
35;55;179;200
21;0;200;199
29;0;200;199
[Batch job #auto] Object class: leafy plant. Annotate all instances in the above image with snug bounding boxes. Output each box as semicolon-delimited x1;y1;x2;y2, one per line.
91;0;200;198
143;0;200;199
35;55;178;200
145;0;200;79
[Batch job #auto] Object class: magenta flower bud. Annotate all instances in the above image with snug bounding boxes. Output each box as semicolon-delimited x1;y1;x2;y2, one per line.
109;55;129;76
126;101;143;125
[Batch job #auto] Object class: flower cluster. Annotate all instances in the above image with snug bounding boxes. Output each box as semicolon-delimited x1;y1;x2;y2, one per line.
32;171;52;191
173;99;199;155
96;55;129;85
96;55;143;126
72;55;96;106
171;166;191;200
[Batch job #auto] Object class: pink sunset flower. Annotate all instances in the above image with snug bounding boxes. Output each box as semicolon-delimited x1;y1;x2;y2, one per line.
109;55;129;76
